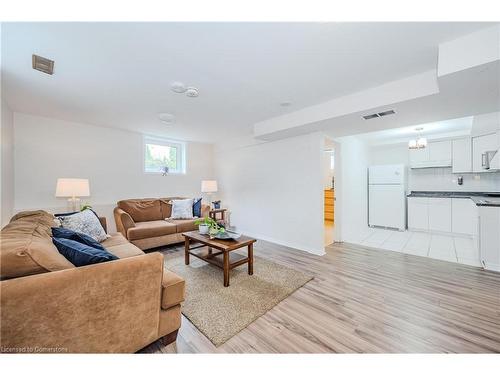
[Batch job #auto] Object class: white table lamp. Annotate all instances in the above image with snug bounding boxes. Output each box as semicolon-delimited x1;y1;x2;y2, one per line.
201;180;218;204
55;178;90;211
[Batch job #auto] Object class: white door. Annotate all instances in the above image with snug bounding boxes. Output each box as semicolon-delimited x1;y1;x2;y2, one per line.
369;165;404;185
428;198;452;232
452;138;472;173
472;133;498;172
369;185;405;230
451;198;476;236
408;197;429;231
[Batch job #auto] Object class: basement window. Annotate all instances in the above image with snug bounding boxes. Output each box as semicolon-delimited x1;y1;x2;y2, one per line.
144;136;186;174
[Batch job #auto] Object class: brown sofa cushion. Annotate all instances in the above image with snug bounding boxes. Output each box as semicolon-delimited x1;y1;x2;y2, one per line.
101;233;145;258
101;233;130;248
0;210;74;280
117;199;162;222
161;270;185;309
127;220;177;241
106;243;145;259
168;219;198;233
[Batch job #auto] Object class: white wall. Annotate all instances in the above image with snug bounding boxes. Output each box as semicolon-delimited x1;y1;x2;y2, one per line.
214;132;325;255
13;113;214;232
334;135;369;241
1;99;14;227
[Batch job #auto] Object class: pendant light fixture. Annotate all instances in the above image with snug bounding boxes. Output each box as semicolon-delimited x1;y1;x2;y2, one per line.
408;127;427;150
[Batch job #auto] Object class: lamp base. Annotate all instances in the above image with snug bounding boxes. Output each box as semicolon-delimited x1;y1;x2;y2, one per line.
67;197;81;212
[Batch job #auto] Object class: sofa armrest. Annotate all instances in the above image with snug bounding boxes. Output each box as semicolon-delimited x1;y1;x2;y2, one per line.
99;216;108;233
161;270;185;310
113;207;136;238
0;253;164;353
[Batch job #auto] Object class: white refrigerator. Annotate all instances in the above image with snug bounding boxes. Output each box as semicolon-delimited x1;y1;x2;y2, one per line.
368;164;407;231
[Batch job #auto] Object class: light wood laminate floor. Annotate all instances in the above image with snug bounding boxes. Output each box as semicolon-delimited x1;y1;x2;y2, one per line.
140;241;500;353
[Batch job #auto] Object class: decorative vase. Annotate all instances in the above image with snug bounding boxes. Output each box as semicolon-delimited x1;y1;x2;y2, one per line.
199;224;209;234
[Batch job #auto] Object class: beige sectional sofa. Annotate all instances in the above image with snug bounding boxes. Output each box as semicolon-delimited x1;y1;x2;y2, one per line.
114;198;210;250
0;210;185;353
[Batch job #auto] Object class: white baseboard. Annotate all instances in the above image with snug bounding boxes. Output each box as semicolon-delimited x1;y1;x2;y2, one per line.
242;230;326;256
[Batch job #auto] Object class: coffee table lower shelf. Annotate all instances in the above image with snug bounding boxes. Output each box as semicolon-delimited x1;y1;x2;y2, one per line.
188;248;249;270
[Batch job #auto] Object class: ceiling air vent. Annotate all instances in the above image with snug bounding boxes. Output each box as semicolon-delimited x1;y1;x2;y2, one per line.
362;109;396;120
378;109;396;117
32;54;54;75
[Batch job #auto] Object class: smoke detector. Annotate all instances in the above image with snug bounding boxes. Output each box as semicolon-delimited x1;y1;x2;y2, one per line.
158;113;175;125
32;54;54;75
185;87;199;98
171;82;187;93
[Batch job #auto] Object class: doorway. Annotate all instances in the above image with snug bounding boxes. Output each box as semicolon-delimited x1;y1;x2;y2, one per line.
323;137;335;246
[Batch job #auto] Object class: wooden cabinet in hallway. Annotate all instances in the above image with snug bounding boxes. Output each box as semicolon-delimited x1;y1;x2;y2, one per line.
324;189;334;223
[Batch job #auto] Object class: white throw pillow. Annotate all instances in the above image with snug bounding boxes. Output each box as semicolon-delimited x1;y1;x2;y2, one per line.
170;199;194;219
58;209;107;242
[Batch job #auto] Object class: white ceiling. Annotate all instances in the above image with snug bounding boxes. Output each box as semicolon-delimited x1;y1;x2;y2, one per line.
1;22;494;142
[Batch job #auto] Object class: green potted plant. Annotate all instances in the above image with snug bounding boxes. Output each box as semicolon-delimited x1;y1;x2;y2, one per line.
194;217;224;237
195;217;213;235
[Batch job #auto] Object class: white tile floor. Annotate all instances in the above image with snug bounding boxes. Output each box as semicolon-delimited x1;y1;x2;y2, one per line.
343;227;481;267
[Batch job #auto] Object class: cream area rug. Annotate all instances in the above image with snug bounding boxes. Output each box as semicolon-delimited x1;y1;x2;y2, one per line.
165;254;313;347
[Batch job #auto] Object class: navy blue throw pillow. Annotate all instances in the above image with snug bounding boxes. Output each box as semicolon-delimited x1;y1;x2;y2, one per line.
54;211;80;217
52;227;106;251
52;237;118;267
192;198;202;217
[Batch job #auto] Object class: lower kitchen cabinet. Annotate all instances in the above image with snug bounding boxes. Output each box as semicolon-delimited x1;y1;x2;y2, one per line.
451;198;477;236
407;197;428;231
478;206;500;272
428;198;452;232
408;197;476;236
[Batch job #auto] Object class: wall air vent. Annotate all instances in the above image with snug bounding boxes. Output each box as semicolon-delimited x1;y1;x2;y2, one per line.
32;54;54;75
362;109;396;120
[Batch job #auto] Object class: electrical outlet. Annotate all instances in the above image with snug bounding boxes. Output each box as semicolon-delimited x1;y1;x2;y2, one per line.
474;175;481;181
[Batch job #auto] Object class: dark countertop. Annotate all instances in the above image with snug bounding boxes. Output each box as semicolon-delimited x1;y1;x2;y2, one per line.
407;191;500;207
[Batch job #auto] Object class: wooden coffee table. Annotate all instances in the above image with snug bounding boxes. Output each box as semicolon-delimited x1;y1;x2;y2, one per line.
182;231;257;287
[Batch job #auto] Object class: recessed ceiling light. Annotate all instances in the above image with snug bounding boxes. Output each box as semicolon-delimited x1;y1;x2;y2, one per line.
171;82;187;93
185;87;199;98
158;113;175;124
280;102;292;107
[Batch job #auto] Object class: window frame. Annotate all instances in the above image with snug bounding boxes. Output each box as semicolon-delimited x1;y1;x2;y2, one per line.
143;136;186;175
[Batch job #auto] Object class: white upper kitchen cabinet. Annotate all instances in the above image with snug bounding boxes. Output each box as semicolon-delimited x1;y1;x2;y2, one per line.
451;198;476;236
428;140;452;166
409;140;452;168
428;198;452;232
452;137;472;173
472;133;498;172
408;197;429;231
409;147;429;168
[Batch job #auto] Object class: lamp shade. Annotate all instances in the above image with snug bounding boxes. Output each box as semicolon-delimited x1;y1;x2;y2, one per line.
55;178;90;198
201;180;218;193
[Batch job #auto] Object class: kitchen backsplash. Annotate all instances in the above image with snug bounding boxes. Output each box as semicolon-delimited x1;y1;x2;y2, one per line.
409;168;500;192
